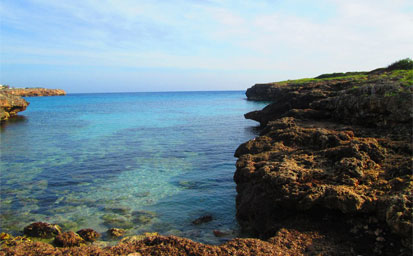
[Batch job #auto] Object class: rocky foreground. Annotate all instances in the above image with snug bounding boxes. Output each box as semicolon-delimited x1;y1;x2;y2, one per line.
235;62;413;255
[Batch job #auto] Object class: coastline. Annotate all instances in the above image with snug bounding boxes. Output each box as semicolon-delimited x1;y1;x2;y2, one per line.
0;88;66;97
235;65;412;255
1;63;412;255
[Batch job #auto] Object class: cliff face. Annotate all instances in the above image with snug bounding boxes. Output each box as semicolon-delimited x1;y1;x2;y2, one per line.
0;92;29;121
235;68;413;254
1;88;66;97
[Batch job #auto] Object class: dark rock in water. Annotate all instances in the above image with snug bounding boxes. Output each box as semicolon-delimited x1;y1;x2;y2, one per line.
213;230;228;237
23;222;62;238
76;228;100;242
54;231;85;247
107;228;126;238
192;215;213;225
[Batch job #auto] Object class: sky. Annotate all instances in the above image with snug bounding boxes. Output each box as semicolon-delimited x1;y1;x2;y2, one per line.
1;0;412;93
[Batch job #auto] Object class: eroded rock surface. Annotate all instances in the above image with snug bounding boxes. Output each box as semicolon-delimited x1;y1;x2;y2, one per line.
236;68;413;254
0;232;360;256
23;222;62;239
0;92;29;121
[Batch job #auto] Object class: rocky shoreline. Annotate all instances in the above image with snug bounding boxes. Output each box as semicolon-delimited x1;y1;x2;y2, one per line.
235;62;412;255
0;88;66;121
1;61;412;255
0;93;29;121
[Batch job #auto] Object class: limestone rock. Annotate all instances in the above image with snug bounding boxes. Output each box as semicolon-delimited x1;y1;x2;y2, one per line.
0;92;29;121
54;231;85;247
107;228;126;238
23;222;62;238
76;228;100;242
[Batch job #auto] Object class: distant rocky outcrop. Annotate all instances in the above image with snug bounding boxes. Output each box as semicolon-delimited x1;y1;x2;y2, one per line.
235;61;413;254
0;87;66;121
1;88;66;97
0;92;29;121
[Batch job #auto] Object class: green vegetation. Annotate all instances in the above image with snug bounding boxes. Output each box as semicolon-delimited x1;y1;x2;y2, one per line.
315;71;367;79
384;69;413;87
276;74;368;86
272;59;412;87
386;58;413;71
400;70;413;86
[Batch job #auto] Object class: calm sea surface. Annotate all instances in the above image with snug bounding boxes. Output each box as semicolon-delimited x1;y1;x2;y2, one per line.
0;91;267;244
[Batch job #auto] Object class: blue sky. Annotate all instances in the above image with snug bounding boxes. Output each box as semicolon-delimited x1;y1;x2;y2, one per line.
1;0;412;93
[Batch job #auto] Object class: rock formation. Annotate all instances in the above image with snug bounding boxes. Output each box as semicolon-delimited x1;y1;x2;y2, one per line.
76;229;100;242
0;87;66;121
235;65;413;254
0;92;29;121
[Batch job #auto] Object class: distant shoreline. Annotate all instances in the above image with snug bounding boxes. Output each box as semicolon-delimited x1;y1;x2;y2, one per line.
0;88;66;121
0;88;66;97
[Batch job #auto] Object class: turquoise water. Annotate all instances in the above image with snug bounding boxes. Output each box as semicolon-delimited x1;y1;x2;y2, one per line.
0;91;267;244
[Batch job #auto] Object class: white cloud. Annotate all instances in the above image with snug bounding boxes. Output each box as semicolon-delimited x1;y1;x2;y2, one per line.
1;0;412;91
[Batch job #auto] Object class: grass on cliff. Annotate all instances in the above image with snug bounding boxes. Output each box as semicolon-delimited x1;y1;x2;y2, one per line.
274;58;413;86
275;74;368;86
392;69;413;86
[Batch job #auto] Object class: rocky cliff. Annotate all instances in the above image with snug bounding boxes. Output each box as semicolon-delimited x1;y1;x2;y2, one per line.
1;88;66;97
0;88;66;121
0;92;29;121
235;65;413;254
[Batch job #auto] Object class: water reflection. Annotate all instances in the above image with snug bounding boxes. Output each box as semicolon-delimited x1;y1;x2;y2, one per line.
0;115;28;131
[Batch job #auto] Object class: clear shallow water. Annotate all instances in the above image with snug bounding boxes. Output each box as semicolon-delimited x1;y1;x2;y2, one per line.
0;91;267;244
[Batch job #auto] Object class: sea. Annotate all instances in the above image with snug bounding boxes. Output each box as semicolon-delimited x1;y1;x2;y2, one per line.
0;91;268;244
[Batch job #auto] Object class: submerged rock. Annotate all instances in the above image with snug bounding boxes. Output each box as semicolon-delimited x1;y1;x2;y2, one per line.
213;230;229;237
132;210;157;225
23;222;62;238
76;228;100;242
107;228;126;238
54;231;85;247
192;215;213;225
102;214;134;229
120;232;158;244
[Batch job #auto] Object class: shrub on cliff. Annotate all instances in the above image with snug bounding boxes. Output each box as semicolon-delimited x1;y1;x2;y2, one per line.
386;58;413;71
315;71;366;79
